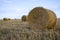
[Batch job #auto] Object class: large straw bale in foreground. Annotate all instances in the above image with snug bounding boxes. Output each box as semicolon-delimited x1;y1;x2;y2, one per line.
28;7;57;30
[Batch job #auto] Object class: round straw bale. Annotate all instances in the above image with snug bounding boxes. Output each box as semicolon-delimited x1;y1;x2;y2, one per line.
21;15;28;22
28;7;57;30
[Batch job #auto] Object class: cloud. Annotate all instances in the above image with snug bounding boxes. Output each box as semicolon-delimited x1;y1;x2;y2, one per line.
0;0;12;3
0;0;13;8
16;8;27;13
31;0;40;1
55;7;60;11
4;0;12;3
16;9;21;13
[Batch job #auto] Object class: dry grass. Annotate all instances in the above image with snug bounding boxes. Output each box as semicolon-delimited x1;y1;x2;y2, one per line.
0;18;60;40
0;28;60;40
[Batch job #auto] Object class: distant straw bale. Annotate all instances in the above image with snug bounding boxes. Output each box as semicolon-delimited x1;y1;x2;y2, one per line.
28;7;57;30
21;15;28;22
8;18;11;20
3;18;11;21
3;18;7;21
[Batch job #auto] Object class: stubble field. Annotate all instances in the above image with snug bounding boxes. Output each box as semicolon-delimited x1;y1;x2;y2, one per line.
0;18;60;40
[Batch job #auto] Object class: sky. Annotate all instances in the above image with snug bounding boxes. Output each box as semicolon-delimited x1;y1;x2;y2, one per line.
0;0;60;19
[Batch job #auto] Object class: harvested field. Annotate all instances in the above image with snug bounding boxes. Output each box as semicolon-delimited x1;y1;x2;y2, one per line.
0;28;60;40
0;18;60;40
